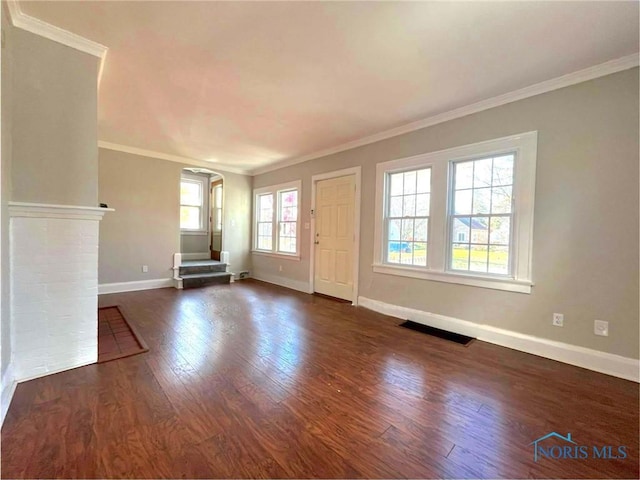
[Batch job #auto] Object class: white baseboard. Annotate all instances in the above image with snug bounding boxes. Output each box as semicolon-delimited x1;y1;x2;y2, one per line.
1;363;17;426
181;252;211;261
98;278;174;295
358;296;640;383
251;272;312;294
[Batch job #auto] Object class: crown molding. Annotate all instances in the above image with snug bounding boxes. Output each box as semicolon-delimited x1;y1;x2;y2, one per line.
98;141;251;176
5;0;108;86
250;53;639;176
8;202;114;221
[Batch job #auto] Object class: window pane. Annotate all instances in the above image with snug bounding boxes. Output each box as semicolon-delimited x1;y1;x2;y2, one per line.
257;236;272;250
401;219;414;241
400;245;413;265
489;217;510;245
451;244;470;270
281;206;297;221
492;155;514;186
388;219;401;240
453;217;470;243
488;246;509;275
279;235;296;253
473;158;492;188
455;161;474;190
181;181;202;206
472;188;491;214
469;245;488;272
415;194;430;216
454;190;472;215
387;242;401;264
414;218;428;242
491;186;512;214
402;195;416;217
389;196;403;217
259;222;272;237
390;173;403;196
180;206;201;229
416;169;431;193
258;194;273;222
281;190;297;208
259;194;273;210
215;207;222;231
413;242;427;266
471;217;489;244
403;171;417;195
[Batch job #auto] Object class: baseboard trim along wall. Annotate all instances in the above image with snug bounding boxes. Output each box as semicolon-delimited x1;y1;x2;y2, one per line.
251;273;312;294
358;296;640;383
98;278;174;295
1;363;17;426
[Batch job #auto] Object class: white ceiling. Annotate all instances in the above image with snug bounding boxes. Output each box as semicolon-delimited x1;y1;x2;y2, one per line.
20;1;640;173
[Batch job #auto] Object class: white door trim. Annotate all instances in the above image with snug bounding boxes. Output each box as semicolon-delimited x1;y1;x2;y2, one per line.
309;167;362;305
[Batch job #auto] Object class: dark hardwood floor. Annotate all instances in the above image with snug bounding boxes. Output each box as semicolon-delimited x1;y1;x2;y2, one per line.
2;280;638;478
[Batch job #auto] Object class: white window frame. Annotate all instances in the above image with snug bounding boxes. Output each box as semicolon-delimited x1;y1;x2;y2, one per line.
252;180;302;259
373;132;537;294
180;173;208;235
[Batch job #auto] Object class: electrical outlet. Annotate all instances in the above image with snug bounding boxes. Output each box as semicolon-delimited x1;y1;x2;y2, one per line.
278;265;283;272
552;313;564;327
142;265;148;273
594;320;609;337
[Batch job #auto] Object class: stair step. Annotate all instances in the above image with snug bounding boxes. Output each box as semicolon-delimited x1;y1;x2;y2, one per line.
181;260;223;267
180;260;227;276
181;272;232;289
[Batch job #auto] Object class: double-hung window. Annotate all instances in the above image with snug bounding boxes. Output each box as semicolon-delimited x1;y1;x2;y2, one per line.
450;155;514;275
180;174;208;233
385;168;431;267
374;132;537;293
253;180;301;257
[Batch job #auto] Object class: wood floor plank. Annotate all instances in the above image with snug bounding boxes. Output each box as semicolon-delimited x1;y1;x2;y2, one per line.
1;279;638;478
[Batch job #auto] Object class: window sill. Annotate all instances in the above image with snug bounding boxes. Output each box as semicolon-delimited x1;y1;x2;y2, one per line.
372;263;532;294
252;250;301;261
181;230;208;236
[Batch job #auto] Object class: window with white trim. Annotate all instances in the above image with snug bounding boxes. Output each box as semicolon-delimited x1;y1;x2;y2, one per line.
253;181;301;256
180;175;207;232
373;132;537;293
449;154;514;275
385;168;431;267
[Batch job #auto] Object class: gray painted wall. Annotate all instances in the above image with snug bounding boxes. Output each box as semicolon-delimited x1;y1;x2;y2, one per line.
11;29;98;206
98;149;251;284
253;68;640;359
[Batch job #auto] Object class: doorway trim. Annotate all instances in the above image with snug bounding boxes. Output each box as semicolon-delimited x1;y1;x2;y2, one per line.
308;166;362;306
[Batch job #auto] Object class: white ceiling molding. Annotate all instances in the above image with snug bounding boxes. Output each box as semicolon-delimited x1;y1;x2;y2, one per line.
250;53;639;176
5;0;108;87
98;141;250;176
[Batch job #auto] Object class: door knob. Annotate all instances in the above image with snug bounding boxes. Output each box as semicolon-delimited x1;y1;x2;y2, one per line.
314;241;320;245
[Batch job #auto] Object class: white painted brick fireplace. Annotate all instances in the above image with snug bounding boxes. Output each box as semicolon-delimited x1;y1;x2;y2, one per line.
8;202;112;382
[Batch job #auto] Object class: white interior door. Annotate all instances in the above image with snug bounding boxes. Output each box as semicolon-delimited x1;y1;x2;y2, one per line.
313;175;356;301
